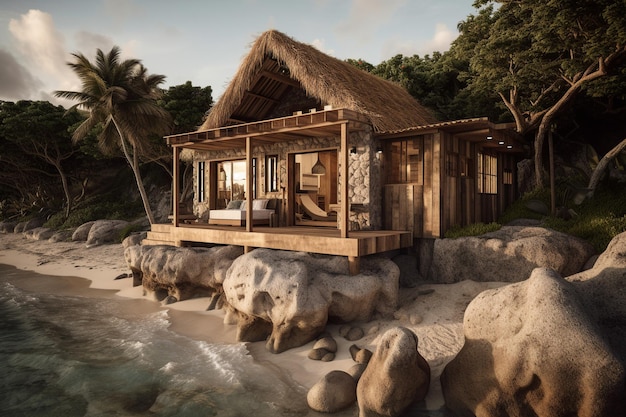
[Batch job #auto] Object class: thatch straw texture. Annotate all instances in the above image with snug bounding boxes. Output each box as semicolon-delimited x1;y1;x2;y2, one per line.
200;30;438;133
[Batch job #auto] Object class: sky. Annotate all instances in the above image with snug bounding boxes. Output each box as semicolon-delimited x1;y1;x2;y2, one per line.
0;0;479;108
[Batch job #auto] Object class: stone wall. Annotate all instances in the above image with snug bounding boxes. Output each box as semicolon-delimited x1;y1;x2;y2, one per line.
191;126;383;230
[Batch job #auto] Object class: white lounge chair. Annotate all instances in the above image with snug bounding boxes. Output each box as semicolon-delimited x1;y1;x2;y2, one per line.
299;194;337;221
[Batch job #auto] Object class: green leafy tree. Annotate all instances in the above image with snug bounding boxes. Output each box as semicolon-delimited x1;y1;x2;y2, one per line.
0;100;83;218
55;46;172;224
454;0;626;189
157;81;214;200
345;58;376;73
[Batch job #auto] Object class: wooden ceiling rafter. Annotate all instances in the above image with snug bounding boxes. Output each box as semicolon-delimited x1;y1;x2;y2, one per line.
166;108;370;152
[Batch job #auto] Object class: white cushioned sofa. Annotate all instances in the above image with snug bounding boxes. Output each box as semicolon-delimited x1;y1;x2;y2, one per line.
208;199;277;226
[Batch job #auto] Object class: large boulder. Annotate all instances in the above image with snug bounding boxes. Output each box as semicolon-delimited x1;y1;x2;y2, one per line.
72;221;96;241
14;217;45;233
125;244;243;301
307;370;357;413
86;220;129;246
223;249;399;353
0;221;16;233
567;231;626;362
428;226;595;283
23;227;54;241
441;268;625;417
356;327;430;417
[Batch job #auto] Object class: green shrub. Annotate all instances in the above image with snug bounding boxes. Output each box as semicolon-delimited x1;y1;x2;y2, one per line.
445;222;502;238
43;198;144;230
118;223;147;241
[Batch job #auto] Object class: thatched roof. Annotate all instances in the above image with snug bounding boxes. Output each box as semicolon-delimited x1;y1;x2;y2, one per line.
200;30;438;133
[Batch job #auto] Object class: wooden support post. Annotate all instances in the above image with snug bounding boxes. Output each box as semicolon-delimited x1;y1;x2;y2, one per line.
246;136;253;232
340;122;349;238
348;256;360;275
172;146;180;228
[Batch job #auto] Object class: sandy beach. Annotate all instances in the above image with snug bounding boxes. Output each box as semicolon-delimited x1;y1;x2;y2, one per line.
0;232;502;411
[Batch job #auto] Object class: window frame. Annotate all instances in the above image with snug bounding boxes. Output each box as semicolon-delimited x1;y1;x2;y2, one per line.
477;151;498;194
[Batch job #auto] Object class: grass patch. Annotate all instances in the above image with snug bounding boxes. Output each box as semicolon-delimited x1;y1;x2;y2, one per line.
443;181;626;252
444;222;501;238
44;197;144;230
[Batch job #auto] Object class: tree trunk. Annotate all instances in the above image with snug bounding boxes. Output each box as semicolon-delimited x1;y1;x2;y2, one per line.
52;160;72;220
112;117;156;224
587;136;626;196
131;150;156;224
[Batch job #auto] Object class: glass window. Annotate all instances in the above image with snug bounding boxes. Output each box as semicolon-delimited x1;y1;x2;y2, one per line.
217;159;256;203
197;161;205;202
384;137;422;184
266;155;278;192
478;152;497;194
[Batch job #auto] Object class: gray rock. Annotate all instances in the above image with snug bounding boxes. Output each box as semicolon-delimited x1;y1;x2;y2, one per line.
13;221;28;233
313;336;338;353
357;327;430;417
125;244;243;301
16;218;45;233
122;232;147;248
23;227;54;241
428;226;595;283
345;326;364;341
349;344;373;364
347;363;368;381
0;221;16;233
161;295;178;305
567;231;626;362
307;370;357;413
308;348;330;361
86;220;129;246
441;268;625;417
72;221;95;241
48;229;73;242
223;249;399;353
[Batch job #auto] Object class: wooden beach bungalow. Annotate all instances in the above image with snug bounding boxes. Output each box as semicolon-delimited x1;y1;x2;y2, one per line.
144;30;522;273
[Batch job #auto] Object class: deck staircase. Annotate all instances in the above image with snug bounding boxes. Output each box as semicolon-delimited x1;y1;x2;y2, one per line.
143;223;177;246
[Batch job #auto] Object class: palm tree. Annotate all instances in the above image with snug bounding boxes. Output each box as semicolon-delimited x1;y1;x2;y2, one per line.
55;46;171;224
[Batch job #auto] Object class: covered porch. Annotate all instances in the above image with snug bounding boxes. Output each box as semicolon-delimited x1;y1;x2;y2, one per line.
154;108;412;274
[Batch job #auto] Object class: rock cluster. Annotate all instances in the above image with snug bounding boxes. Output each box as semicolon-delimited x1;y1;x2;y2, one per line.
222;249;399;353
307;327;430;417
125;244;243;302
0;218;140;246
427;225;595;283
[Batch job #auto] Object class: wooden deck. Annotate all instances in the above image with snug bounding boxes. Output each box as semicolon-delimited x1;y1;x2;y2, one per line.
144;223;412;274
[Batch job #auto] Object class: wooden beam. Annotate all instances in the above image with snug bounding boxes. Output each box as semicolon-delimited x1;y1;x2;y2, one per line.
261;69;301;88
243;90;280;104
172;146;180;227
246;136;253;232
340;122;349;238
348;256;360;275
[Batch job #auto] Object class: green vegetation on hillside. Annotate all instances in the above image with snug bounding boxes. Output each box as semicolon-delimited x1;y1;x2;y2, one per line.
446;181;626;253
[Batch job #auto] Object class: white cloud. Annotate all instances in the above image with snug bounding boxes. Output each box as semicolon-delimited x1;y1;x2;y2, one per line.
8;9;77;103
336;0;407;42
9;10;68;81
311;38;335;56
422;23;457;54
382;23;457;58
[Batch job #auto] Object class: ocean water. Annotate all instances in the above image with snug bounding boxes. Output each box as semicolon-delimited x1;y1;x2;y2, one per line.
0;264;451;417
0;264;334;417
